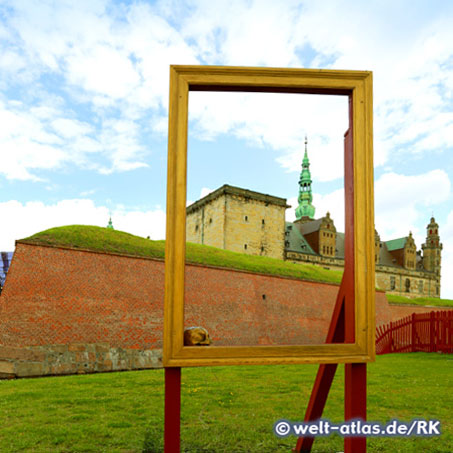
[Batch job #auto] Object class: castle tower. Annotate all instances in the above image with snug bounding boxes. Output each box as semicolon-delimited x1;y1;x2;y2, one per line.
422;217;442;275
107;216;114;230
295;136;315;221
319;212;336;257
404;231;417;270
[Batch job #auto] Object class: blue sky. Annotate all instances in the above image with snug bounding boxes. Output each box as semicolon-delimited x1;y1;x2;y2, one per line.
1;0;453;297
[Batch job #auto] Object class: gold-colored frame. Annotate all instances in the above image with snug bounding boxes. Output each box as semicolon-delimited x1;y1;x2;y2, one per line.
164;65;374;367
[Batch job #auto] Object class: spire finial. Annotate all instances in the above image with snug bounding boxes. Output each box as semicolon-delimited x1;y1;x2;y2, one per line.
107;212;114;230
296;135;315;221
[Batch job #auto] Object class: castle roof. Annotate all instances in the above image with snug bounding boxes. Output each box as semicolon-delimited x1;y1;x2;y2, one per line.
385;237;407;251
285;223;411;270
285;222;316;255
294;218;323;235
186;184;290;215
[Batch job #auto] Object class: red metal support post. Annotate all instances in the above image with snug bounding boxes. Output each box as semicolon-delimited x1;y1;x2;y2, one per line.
165;367;181;453
344;363;367;453
430;311;435;353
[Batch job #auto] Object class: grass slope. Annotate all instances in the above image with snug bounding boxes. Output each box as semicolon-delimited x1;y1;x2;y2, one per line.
386;294;453;308
21;225;343;285
0;353;451;452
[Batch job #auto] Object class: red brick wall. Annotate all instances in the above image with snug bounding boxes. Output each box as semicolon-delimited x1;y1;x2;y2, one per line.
388;304;452;321
0;242;400;375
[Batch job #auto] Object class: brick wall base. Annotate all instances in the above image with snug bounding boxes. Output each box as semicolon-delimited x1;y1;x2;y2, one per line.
0;343;162;379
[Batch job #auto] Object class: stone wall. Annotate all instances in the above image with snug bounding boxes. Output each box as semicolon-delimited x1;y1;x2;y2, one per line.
224;193;286;260
375;266;439;298
0;343;161;379
186;194;225;249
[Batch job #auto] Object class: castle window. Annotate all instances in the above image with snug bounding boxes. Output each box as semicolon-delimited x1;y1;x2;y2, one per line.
436;286;439;295
245;215;248;222
322;246;326;254
285;240;290;247
195;225;199;232
262;219;265;225
330;246;333;255
418;280;423;293
390;276;396;290
405;278;410;292
244;244;247;250
261;246;264;252
430;229;432;234
262;294;266;300
435;229;437;234
209;218;212;224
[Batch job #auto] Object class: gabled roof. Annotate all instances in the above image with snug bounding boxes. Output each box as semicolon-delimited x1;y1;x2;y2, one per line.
285;222;316;255
385;237;407;251
335;232;345;258
294;218;323;235
379;242;402;267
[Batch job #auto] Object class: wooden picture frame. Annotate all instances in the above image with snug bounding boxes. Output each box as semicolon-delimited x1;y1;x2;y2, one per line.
164;65;374;367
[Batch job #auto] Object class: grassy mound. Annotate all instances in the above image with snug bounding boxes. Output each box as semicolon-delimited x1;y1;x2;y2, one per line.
386;294;453;308
21;225;343;285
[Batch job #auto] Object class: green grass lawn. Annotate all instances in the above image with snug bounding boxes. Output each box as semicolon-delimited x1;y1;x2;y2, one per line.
0;353;451;452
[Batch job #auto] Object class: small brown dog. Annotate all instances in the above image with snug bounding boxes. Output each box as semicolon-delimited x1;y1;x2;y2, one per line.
184;327;212;346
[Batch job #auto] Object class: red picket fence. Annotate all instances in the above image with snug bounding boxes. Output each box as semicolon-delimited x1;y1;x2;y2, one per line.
376;311;453;355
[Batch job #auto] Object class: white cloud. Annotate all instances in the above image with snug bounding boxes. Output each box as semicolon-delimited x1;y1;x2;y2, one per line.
200;187;214;198
2;0;452;182
0;198;166;250
66;45;141;99
440;210;453;299
190;91;348;182
0;99;149;180
375;170;451;242
286;188;345;229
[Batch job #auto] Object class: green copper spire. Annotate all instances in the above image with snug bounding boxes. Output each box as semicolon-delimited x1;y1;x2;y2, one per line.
295;136;315;220
107;216;114;230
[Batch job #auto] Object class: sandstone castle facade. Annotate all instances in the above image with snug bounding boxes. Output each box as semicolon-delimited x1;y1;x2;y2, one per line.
186;139;442;298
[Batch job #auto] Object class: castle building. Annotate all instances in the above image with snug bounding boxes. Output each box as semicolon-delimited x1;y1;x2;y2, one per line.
186;141;442;298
